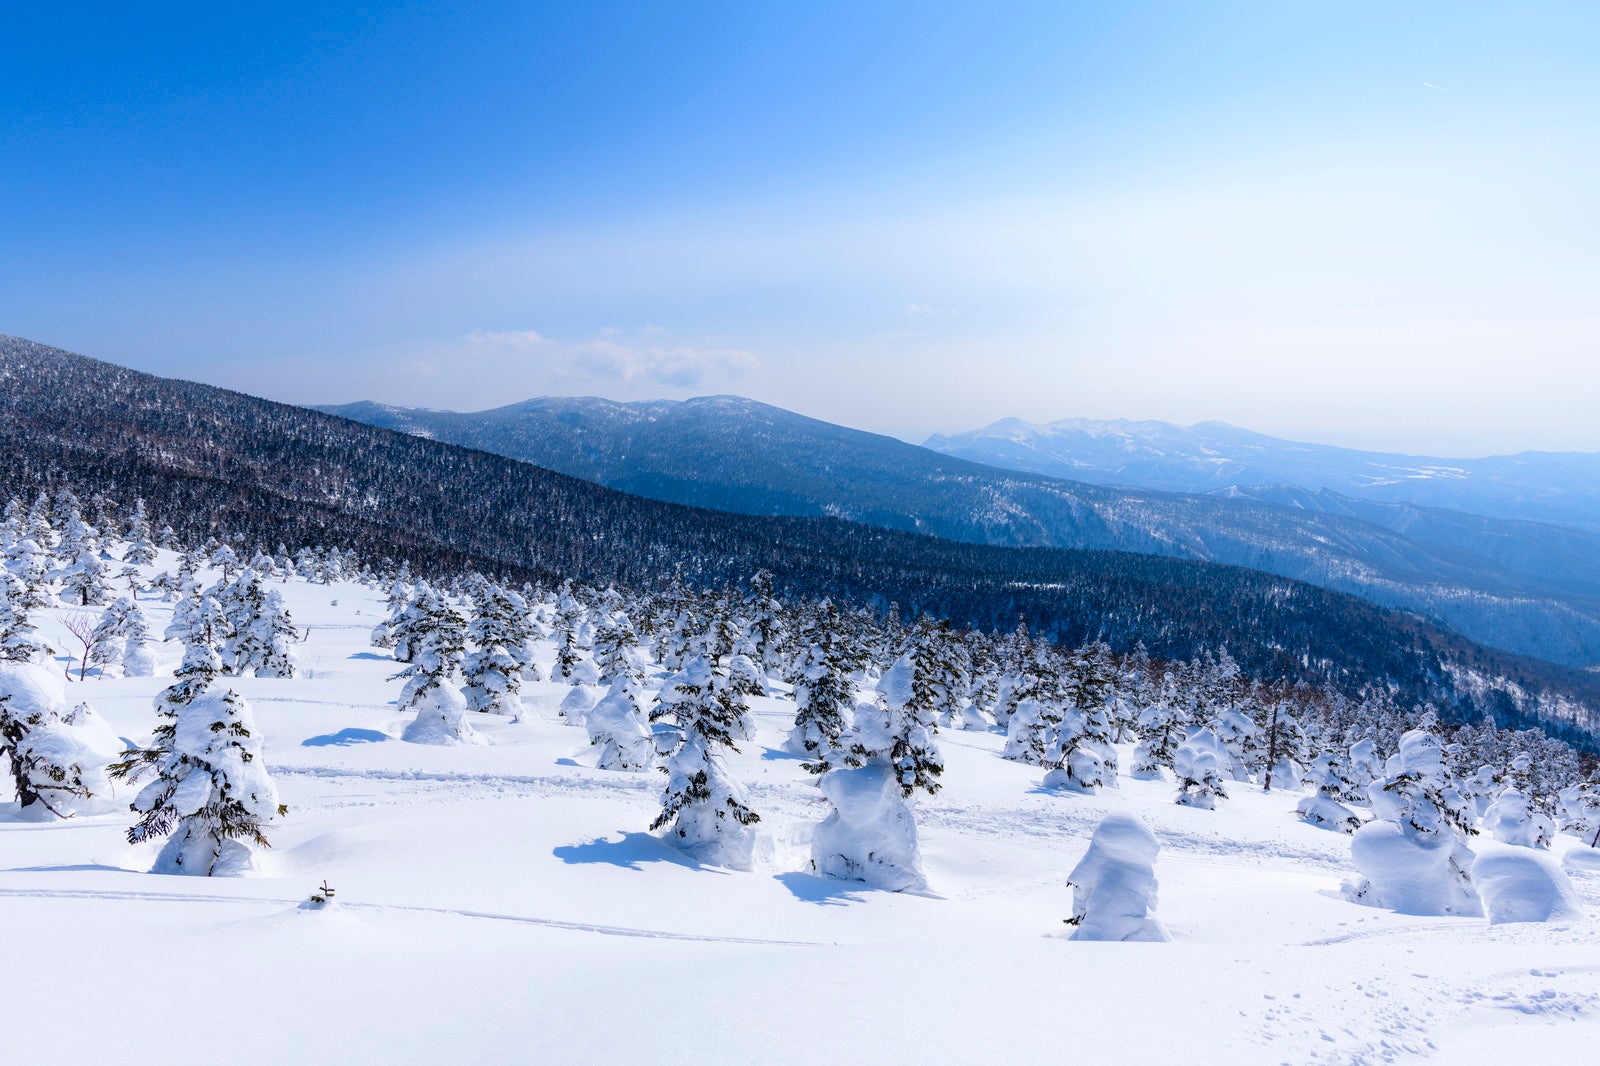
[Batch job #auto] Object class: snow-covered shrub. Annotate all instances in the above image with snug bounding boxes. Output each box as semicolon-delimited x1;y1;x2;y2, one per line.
1128;694;1185;781
1064;812;1169;942
1296;794;1362;834
0;663;122;818
1001;697;1054;765
1343;729;1479;916
1471;844;1583;924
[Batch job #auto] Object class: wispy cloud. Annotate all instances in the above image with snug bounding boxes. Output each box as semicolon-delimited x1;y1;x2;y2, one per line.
904;302;958;319
1421;81;1447;91
455;326;759;393
575;337;759;388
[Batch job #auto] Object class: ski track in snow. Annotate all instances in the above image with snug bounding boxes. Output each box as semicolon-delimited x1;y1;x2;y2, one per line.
0;886;820;947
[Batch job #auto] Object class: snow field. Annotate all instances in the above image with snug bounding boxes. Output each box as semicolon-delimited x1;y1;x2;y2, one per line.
3;563;1600;1064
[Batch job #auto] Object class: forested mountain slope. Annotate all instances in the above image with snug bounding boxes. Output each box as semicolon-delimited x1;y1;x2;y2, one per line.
320;395;1600;668
3;334;1597;744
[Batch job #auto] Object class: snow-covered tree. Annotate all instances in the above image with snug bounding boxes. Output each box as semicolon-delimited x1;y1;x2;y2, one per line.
1128;676;1186;780
53;512;111;607
784;610;857;759
649;656;760;868
1042;698;1118;794
463;583;536;717
1064;812;1169;942
0;571;52;663
216;571;302;678
1173;727;1229;809
122;499;158;566
391;590;476;745
806;652;944;892
0;663;122;818
1482;786;1555;849
591;609;643;688
1344;729;1480;916
1296;748;1364;833
586;675;655;771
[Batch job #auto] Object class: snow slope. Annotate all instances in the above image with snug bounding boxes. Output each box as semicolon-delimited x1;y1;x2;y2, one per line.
4;564;1598;1065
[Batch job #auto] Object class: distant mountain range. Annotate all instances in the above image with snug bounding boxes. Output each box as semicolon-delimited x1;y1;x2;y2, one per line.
925;417;1600;533
317;396;1600;669
11;334;1595;745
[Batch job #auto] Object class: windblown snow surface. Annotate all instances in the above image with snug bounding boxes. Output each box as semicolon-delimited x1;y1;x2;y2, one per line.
4;562;1598;1065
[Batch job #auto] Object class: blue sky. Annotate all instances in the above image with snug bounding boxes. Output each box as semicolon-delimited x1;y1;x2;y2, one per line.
3;2;1597;453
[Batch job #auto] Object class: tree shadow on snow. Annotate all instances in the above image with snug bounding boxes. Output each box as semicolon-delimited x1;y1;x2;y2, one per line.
773;871;873;906
759;746;806;762
552;832;725;874
302;728;391;747
347;651;392;661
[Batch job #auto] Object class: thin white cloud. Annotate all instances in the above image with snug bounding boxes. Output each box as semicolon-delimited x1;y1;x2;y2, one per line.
1421;81;1447;91
904;302;958;319
466;328;549;348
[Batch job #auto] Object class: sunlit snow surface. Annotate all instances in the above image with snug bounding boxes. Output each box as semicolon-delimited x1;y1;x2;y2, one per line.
4;559;1598;1065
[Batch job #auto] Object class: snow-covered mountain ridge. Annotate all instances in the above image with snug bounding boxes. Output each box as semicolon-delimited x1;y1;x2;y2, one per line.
926;416;1600;532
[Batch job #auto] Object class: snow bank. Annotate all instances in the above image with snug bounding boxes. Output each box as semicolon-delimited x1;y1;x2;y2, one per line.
1471;844;1583;924
1065;812;1168;942
811;763;928;893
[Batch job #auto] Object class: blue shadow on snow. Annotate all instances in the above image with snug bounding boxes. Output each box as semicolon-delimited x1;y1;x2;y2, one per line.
552;832;721;874
773;870;872;906
302;728;390;748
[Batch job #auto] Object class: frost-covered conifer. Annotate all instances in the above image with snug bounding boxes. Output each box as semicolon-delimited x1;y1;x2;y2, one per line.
392;589;476;745
0;664;122;818
650;656;760;867
1129;675;1186;780
1212;705;1262;783
1296;748;1364;832
591;610;643;688
1482;786;1555;849
805;653;944;891
0;572;52;663
116;663;284;876
54;512;111;607
1173;727;1229;809
122;499;157;566
1557;775;1600;846
586;675;654;771
216;571;302;677
742;570;787;676
784;610;857;759
1064;812;1169;942
1344;729;1479;915
1042;698;1118;794
463;583;536;716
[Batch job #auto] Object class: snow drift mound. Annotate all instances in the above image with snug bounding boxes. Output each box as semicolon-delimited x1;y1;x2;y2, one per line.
1471;844;1584;924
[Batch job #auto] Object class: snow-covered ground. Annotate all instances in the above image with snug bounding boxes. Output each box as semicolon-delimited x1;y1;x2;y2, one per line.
5;568;1598;1065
